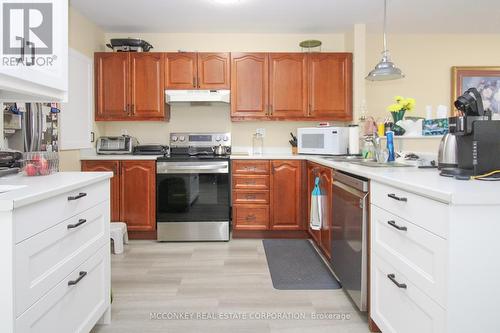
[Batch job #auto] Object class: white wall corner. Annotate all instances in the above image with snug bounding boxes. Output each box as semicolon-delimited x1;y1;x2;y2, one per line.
352;23;366;123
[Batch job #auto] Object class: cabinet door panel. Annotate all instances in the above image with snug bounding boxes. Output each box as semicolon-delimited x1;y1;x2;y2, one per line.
233;204;269;230
197;53;230;89
269;53;308;118
231;53;269;119
309;53;352;120
165;53;197;89
270;160;303;230
130;53;165;119
81;160;120;221
120;161;156;232
95;53;129;120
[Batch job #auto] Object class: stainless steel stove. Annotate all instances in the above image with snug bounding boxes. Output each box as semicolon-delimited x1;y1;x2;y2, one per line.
156;133;231;241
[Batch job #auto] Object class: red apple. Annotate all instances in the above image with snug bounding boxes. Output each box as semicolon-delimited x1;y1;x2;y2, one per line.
24;163;38;176
38;158;50;175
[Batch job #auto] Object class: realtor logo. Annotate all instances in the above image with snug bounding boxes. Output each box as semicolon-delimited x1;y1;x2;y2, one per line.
3;2;53;55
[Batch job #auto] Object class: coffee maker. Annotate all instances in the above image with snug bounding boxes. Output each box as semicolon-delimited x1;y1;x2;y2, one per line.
441;88;500;179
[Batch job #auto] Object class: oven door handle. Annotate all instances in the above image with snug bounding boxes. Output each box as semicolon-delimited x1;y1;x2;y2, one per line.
158;164;228;174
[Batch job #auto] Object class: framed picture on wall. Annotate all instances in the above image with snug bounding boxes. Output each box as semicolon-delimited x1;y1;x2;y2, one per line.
451;66;500;115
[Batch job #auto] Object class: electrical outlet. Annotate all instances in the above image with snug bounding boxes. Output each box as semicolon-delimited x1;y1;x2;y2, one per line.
256;128;265;137
121;129;128;136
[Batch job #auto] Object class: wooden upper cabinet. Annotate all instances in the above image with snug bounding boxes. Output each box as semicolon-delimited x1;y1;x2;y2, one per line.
309;53;353;121
95;52;129;120
270;160;303;230
197;52;230;89
269;53;308;118
230;53;269;119
130;53;166;119
165;52;197;89
81;160;121;222
120;161;156;232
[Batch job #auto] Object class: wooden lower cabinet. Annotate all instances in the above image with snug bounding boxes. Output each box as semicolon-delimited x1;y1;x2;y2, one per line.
120;161;156;232
232;160;305;234
81;160;156;239
306;161;333;259
81;160;120;222
270;160;303;230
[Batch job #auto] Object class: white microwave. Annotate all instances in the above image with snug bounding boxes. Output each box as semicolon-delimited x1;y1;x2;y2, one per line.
297;127;349;155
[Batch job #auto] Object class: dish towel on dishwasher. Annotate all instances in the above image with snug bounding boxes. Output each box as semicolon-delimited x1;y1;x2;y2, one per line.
310;177;323;231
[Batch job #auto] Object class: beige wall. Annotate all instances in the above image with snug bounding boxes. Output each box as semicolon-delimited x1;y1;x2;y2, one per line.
101;32;346;152
365;33;500;153
59;7;104;171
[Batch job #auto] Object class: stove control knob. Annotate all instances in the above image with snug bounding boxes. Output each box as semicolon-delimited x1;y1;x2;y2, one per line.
223;136;229;141
179;136;186;142
171;135;178;142
215;136;221;142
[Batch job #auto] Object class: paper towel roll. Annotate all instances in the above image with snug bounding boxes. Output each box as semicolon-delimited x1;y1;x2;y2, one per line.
348;125;360;155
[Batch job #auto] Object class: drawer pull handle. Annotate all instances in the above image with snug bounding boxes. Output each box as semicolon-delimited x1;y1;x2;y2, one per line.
387;193;407;202
246;214;256;221
246;194;257;199
387;274;407;289
245;181;257;185
68;271;87;286
68;192;87;201
387;220;407;231
67;219;87;229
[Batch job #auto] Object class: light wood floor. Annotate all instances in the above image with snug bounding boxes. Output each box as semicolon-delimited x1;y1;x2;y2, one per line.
91;239;370;333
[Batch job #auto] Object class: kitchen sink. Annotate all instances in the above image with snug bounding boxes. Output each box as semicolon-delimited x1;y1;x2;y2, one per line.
348;160;414;168
0;185;27;194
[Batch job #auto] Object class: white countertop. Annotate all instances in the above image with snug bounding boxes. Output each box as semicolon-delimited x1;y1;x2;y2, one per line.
230;153;500;206
80;152;161;160
0;172;112;211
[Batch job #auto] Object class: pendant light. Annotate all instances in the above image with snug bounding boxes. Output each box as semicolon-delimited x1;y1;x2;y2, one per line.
366;0;404;81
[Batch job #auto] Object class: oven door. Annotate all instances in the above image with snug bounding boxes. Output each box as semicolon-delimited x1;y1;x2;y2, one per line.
156;161;230;241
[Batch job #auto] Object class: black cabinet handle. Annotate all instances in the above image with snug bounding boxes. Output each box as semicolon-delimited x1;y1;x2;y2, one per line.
68;192;87;201
387;220;407;231
68;271;87;286
67;219;87;229
387;274;407;289
387;193;407;202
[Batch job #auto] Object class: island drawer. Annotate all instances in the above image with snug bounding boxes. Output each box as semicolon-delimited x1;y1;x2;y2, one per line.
14;180;110;243
371;253;446;333
232;175;270;190
233;190;269;204
15;202;110;316
371;181;449;239
371;205;447;307
232;160;270;174
233;204;269;230
16;245;110;332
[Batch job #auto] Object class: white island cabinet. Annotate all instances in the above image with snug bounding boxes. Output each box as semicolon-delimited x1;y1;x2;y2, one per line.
370;181;500;333
0;172;112;333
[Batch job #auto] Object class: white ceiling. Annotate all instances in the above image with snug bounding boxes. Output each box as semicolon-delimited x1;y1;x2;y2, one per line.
70;0;500;34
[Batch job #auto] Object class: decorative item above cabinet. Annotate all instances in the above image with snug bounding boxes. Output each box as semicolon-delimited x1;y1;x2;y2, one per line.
231;52;352;121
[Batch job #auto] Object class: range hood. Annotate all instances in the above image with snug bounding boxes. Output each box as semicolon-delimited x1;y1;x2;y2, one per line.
165;90;230;104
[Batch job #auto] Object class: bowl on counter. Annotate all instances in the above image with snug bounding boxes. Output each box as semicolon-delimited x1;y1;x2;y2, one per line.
22;152;59;176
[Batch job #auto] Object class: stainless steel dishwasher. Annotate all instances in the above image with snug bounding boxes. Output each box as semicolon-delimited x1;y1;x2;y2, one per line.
331;170;369;311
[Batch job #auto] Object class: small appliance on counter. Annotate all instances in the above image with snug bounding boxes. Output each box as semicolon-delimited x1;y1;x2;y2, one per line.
437;133;458;169
441;88;500;179
0;150;23;177
133;144;169;156
156;132;231;242
106;38;153;52
96;135;138;155
297;126;348;155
